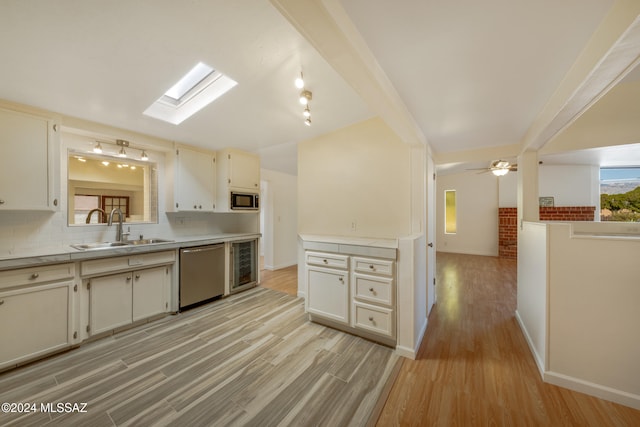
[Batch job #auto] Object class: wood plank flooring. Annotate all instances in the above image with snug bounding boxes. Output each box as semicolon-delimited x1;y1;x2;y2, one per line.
0;286;400;426
377;252;640;426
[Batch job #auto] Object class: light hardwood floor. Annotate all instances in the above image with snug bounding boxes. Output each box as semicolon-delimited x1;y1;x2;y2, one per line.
377;252;640;426
262;254;640;426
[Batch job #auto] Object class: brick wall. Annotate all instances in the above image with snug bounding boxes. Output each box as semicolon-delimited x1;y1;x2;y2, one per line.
498;206;596;258
498;208;518;259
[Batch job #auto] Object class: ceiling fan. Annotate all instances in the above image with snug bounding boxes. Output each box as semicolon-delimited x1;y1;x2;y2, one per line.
468;160;518;176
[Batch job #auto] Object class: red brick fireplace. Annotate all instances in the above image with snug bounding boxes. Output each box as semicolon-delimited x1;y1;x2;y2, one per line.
498;206;596;258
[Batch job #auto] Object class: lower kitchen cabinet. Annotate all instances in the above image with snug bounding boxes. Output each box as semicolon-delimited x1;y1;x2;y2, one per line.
307;266;349;324
0;263;76;370
82;251;174;337
305;249;397;345
89;272;133;335
132;266;169;321
88;266;170;336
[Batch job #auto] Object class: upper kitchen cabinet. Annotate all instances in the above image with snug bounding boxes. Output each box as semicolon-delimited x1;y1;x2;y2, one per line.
216;148;260;212
0;107;60;211
166;145;216;212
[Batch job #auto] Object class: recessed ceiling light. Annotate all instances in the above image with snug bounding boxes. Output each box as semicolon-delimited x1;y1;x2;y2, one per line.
143;62;238;125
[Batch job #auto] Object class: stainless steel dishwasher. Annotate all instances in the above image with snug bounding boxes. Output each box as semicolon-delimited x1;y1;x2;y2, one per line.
179;244;225;310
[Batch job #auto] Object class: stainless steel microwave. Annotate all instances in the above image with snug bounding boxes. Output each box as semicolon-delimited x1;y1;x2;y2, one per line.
230;192;259;210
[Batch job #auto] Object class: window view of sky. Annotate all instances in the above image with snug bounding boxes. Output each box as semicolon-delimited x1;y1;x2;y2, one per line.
600;167;640;195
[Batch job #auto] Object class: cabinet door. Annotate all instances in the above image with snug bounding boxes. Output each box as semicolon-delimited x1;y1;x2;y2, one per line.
0;282;71;369
0;108;56;210
229;151;260;190
133;266;168;322
89;272;133;335
307;266;349;324
177;147;216;211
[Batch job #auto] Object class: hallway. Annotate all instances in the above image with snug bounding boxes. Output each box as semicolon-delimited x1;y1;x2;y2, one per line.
377;252;640;426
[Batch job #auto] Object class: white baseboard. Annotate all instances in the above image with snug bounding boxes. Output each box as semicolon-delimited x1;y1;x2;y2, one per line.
395;317;428;360
514;310;545;377
544;371;640;410
263;261;297;271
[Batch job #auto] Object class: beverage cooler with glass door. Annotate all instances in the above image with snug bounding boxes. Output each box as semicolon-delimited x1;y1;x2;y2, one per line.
229;239;258;293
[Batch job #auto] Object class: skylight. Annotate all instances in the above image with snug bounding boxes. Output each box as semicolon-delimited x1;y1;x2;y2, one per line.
144;62;237;125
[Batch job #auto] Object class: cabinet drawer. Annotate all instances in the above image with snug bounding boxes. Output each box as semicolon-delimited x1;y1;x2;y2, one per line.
81;250;175;277
353;273;394;306
352;257;393;276
306;251;349;269
353;302;395;338
0;263;74;291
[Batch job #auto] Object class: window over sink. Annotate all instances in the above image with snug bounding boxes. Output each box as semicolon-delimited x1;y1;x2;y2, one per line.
67;149;158;226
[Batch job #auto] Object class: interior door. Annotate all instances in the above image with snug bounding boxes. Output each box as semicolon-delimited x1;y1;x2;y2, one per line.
427;155;437;312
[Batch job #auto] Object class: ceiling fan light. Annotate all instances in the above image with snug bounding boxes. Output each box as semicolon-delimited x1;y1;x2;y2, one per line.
492;168;509;176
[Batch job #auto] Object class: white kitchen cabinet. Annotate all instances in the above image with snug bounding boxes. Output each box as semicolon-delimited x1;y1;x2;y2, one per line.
305;250;397;344
351;256;396;340
132;266;170;322
0;263;75;370
307;266;349;324
166;145;216;212
0;107;59;211
81;251;174;337
216;148;260;212
88;265;169;334
89;271;133;335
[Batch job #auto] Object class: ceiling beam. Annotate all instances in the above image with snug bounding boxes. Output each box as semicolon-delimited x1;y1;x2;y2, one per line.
519;0;640;154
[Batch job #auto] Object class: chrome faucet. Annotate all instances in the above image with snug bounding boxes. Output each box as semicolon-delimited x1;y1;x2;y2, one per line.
108;208;125;241
85;208;106;224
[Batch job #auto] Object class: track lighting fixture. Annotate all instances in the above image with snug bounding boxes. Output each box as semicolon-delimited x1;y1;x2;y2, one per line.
304;117;311;126
295;72;305;89
141;150;149;161
93;142;103;154
299;90;312;105
118;147;127;158
303;106;311;118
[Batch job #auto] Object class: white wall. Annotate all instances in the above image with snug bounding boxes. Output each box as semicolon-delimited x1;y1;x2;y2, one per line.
499;164;600;208
260;168;298;270
298;117;412;238
515;221;548;375
436;171;499;256
539;165;600;207
545;223;640;409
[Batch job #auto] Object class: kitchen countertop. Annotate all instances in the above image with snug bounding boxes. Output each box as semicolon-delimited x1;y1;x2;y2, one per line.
0;233;260;271
299;234;398;249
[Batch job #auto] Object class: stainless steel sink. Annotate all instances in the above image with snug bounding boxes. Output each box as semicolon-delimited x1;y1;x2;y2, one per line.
71;242;131;250
125;238;173;245
71;238;173;251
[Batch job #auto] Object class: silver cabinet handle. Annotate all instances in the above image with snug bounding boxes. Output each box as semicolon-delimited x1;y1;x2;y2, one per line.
323;259;328;264
135;274;141;280
338;276;344;283
369;265;375;269
126;276;132;282
30;273;39;279
0;300;4;306
369;287;374;292
368;316;374;322
0;199;5;205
